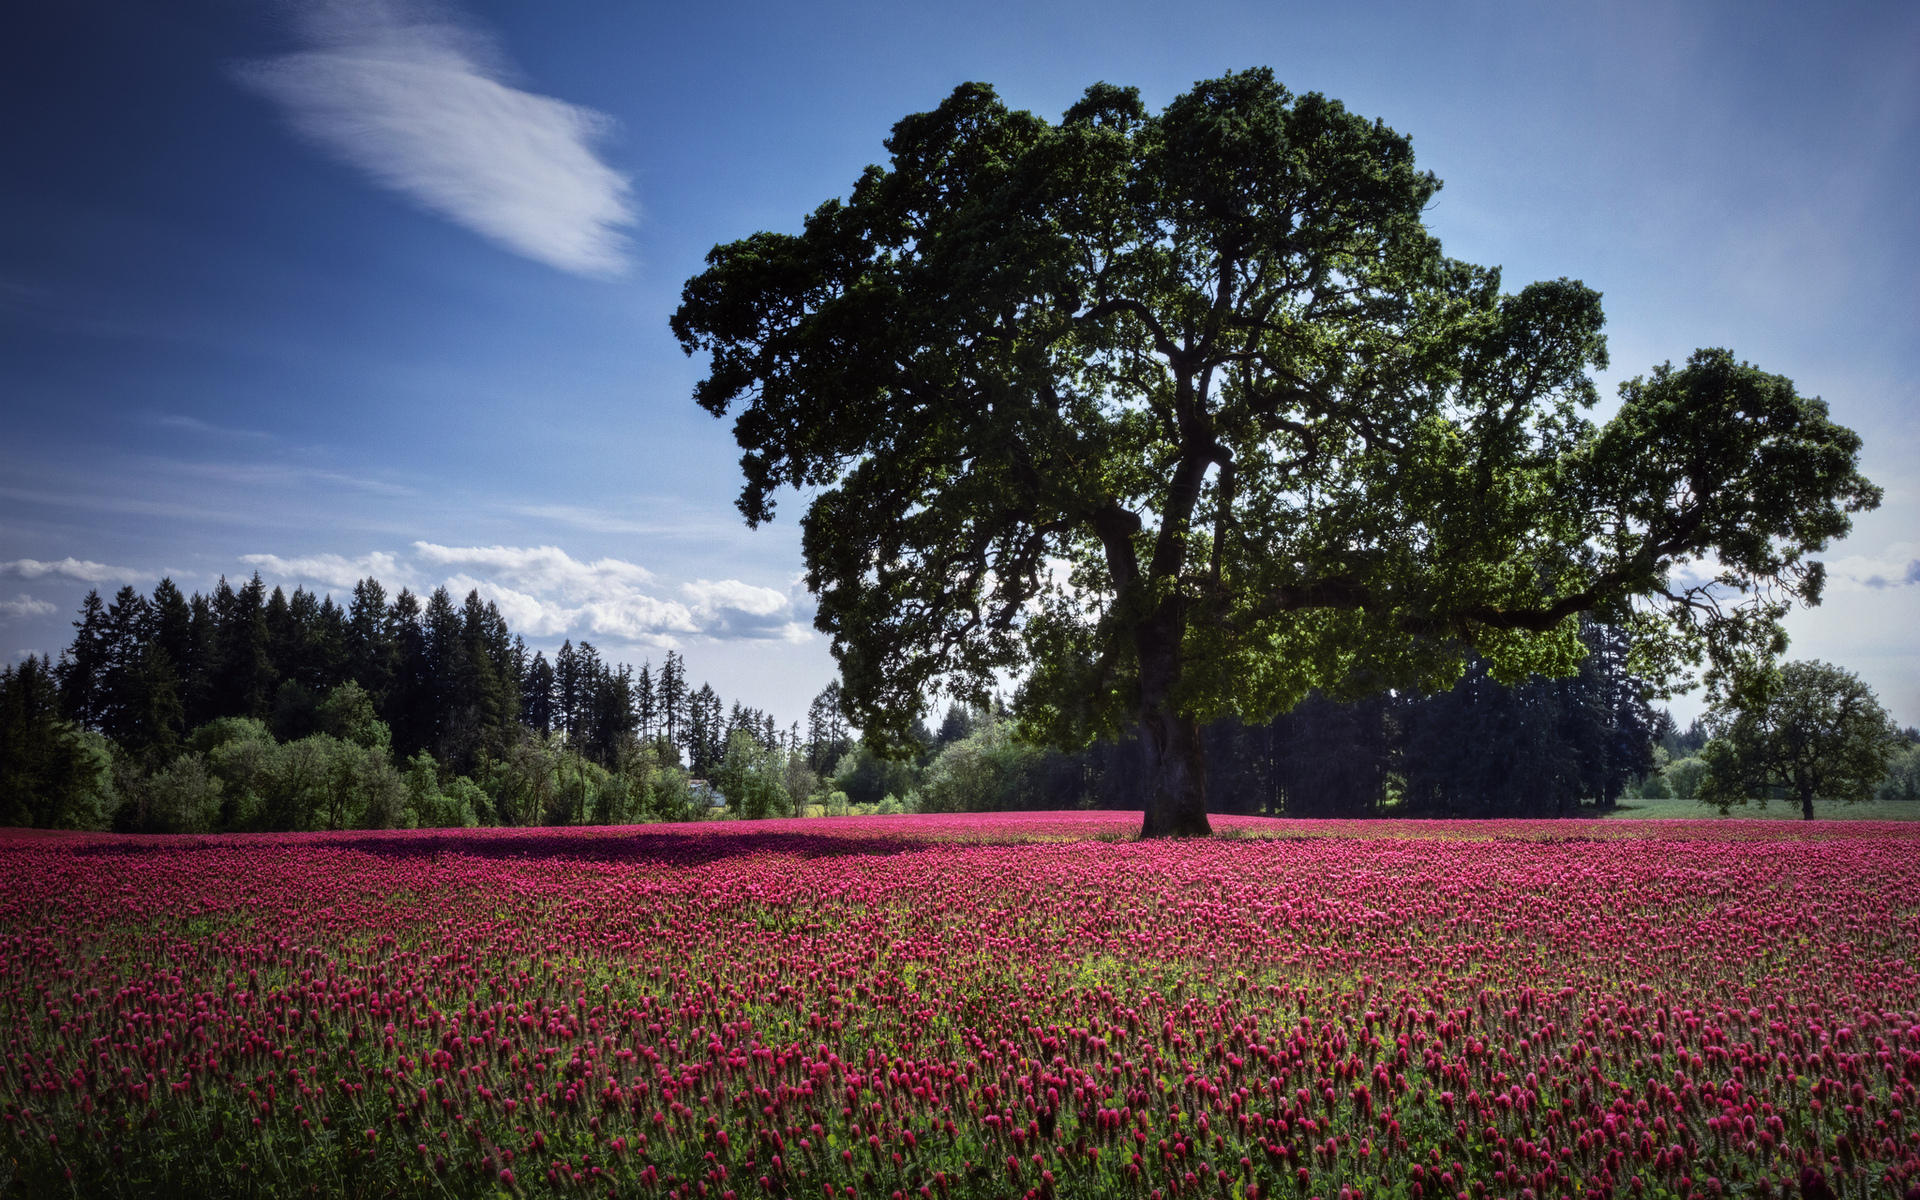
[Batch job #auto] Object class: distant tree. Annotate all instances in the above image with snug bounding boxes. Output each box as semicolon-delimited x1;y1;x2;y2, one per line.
346;578;395;710
313;593;351;692
1400;656;1583;817
828;740;920;810
521;651;556;734
212;575;276;720
781;735;820;813
673;71;1879;837
917;714;1038;813
182;590;219;728
1;655;106;829
714;728;790;819
271;677;323;741
1661;716;1710;757
583;659;639;765
434;589;516;770
150;578;194;689
934;702;975;751
25;571;800;832
264;586;298;686
806;682;850;773
460;591;518;727
1570;620;1659;805
385;588;429;757
56;589;108;729
96;585;184;758
1878;738;1920;803
687;683;724;775
318;680;391;751
1271;691;1394;817
657;651;688;754
420;586;466;754
1699;660;1901;820
633;660;657;742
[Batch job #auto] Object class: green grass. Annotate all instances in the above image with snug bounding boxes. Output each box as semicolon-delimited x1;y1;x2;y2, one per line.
1603;795;1920;820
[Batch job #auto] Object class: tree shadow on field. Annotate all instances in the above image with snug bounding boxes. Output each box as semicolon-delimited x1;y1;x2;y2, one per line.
49;826;986;867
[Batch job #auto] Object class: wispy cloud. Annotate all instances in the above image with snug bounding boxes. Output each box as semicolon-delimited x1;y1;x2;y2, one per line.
511;504;663;536
0;595;57;621
0;557;148;585
147;414;279;441
244;541;811;646
1823;543;1920;592
235;0;636;277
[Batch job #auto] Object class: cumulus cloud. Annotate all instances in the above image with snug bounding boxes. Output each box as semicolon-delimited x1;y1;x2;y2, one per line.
412;542;656;596
0;595;57;621
241;551;406;590
0;558;147;584
682;578;812;641
1821;543;1920;592
235;0;635;276
240;542;808;646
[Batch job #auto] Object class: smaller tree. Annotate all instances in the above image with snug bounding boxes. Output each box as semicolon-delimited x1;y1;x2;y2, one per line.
1878;735;1920;803
918;713;1041;813
714;729;790;819
1699;660;1900;820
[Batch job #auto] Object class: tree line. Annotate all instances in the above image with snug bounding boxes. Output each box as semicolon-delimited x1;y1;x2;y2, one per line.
0;575;845;832
7;578;1911;830
898;618;1661;817
48;575;798;774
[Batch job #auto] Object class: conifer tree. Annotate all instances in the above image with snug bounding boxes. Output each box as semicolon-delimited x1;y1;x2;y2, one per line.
657;651;687;755
346;578;395;708
385;588;429;757
688;682;722;774
314;594;350;692
806;682;849;773
212;575;276;719
182;591;217;729
522;651;556;734
421;586;467;755
634;661;656;743
151;579;193;682
56;589;108;730
98;586;152;738
1;655;98;829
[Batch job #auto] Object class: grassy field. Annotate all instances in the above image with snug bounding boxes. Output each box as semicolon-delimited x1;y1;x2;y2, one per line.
1603;795;1920;820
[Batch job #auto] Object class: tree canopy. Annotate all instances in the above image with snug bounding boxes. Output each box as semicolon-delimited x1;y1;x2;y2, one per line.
672;70;1879;836
1699;659;1901;820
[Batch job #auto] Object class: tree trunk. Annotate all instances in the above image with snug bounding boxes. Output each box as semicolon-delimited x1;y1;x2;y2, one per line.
1134;612;1211;838
1138;699;1211;837
1800;784;1816;821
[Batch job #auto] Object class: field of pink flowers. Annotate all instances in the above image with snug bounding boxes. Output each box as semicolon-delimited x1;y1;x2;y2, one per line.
2;813;1917;1200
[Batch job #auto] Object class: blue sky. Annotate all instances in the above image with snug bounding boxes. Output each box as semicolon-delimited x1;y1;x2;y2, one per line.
2;0;1915;729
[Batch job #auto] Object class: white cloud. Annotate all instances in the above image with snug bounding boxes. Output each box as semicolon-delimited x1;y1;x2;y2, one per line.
0;595;57;621
412;542;655;597
0;557;146;584
682;578;812;642
238;542;808;646
1821;542;1920;592
416;543;702;646
235;0;635;277
241;551;406;590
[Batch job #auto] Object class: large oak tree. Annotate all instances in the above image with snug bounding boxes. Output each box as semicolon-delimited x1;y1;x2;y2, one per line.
672;71;1878;836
